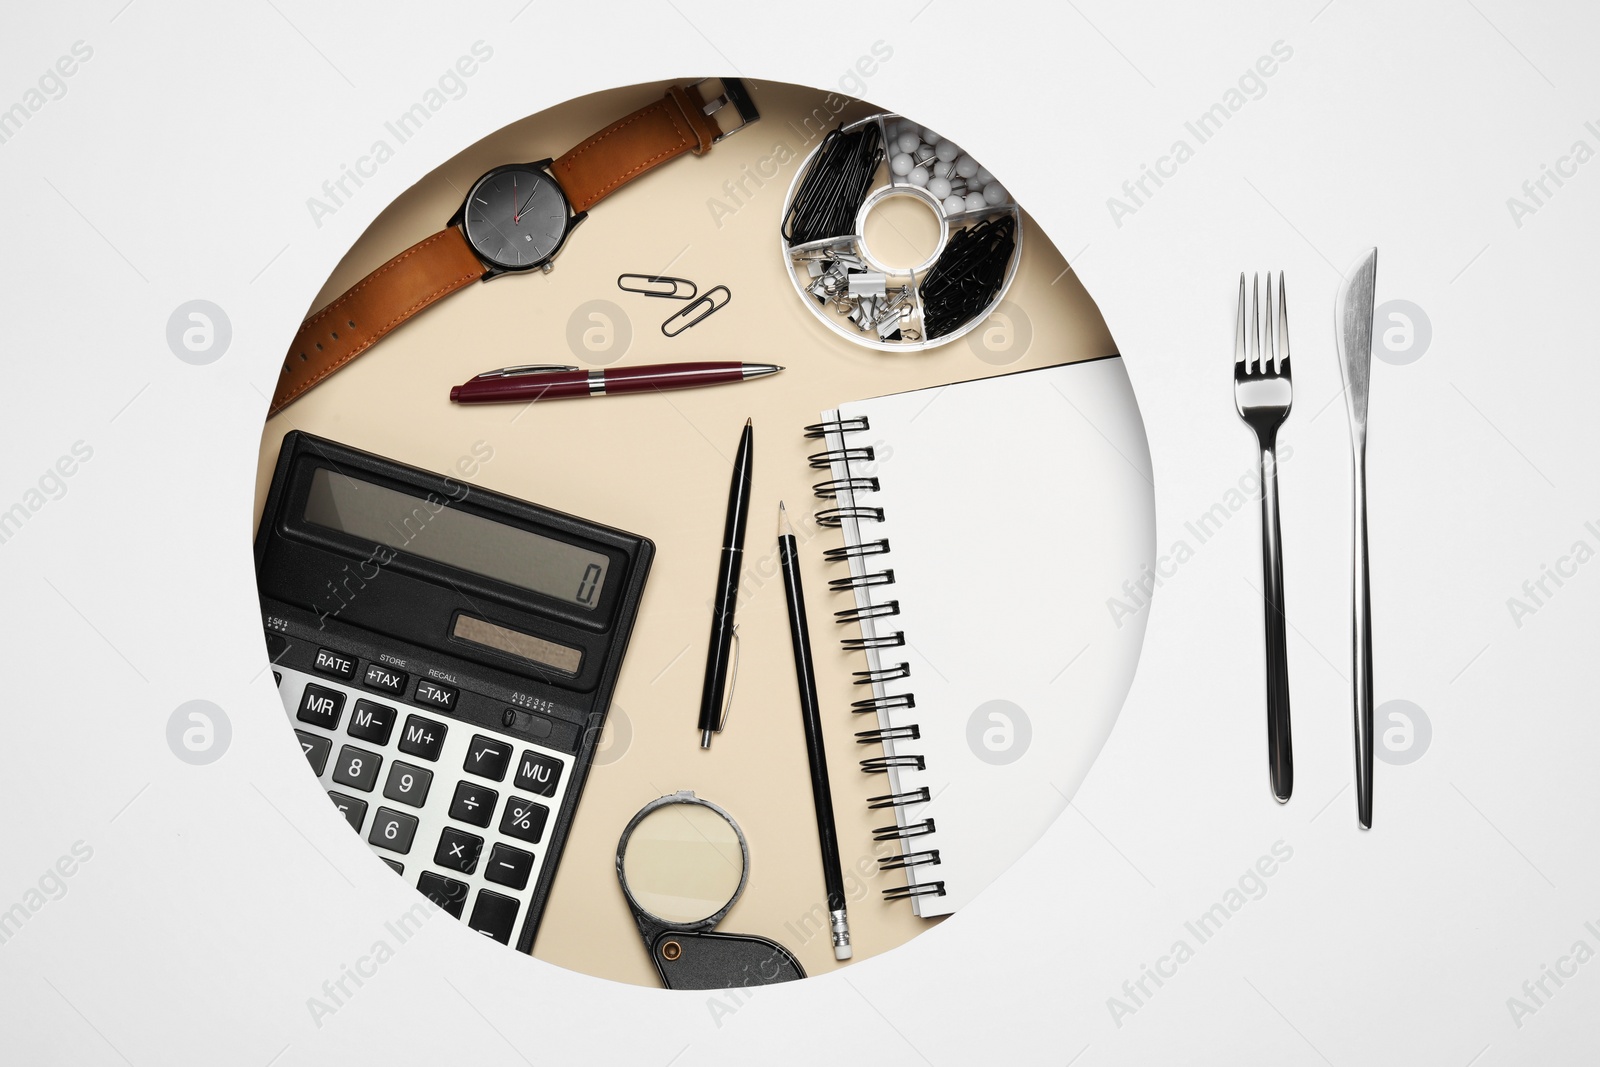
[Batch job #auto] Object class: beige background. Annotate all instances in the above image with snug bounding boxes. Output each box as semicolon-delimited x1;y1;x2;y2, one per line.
253;79;1113;987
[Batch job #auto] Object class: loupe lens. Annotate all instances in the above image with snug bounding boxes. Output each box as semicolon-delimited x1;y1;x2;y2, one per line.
620;799;746;925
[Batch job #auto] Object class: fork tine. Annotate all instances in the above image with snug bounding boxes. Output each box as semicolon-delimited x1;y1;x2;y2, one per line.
1250;273;1261;374
1235;273;1247;365
1265;272;1276;373
1277;270;1291;374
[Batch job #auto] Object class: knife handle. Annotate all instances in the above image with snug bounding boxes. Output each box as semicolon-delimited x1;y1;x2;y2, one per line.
1352;450;1374;828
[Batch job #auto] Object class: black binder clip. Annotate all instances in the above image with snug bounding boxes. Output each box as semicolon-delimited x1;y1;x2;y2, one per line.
662;285;731;337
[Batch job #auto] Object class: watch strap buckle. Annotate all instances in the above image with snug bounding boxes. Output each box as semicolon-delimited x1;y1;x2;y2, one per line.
691;77;760;143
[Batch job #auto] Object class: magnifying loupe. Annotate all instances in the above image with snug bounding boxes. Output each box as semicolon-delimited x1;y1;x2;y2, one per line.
616;791;805;990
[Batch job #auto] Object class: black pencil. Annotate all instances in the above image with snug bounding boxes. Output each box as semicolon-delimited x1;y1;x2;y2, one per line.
778;501;852;960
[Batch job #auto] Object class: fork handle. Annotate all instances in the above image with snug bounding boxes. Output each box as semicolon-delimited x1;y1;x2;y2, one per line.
1258;438;1293;802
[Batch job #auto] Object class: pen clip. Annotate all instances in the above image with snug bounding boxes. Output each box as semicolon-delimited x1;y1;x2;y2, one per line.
717;624;741;735
470;364;580;381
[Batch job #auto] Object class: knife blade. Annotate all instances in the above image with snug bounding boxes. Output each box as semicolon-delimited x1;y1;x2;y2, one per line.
1335;249;1378;431
1335;247;1377;829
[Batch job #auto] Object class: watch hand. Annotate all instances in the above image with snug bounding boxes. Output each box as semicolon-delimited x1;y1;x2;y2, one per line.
516;179;542;220
512;174;519;224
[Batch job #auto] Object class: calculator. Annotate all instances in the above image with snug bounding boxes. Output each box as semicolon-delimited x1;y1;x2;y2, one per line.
255;432;654;952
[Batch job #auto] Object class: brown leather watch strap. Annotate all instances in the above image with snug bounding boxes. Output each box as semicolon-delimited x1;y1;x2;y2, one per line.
270;228;486;417
553;84;722;214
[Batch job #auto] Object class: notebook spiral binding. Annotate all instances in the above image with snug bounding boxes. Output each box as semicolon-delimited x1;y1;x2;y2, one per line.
808;412;947;904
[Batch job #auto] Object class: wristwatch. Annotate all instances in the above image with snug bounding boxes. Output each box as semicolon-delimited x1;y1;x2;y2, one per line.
270;78;759;416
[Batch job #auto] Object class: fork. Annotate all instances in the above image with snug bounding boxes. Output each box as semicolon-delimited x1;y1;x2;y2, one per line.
1234;272;1294;803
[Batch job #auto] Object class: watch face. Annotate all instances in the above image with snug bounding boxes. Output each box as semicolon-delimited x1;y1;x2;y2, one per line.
463;166;569;270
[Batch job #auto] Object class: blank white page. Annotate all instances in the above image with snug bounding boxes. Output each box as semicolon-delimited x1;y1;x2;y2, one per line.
822;357;1154;916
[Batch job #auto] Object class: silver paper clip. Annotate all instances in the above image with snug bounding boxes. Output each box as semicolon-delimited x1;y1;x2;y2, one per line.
662;285;731;338
618;274;697;300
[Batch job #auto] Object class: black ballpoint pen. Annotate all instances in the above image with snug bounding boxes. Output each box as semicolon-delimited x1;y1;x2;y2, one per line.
698;418;753;748
778;502;851;960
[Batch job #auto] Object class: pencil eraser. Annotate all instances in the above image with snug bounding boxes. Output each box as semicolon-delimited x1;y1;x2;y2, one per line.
835;944;853;961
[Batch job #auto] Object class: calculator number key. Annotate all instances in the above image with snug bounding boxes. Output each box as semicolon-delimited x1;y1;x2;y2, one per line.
296;684;345;730
499;796;549;844
382;761;434;808
294;730;331;776
368;807;418;854
434;828;484;874
463;735;513;782
514;751;563;797
332;745;382;792
468;889;520;945
484;843;534;891
449;781;498;828
398;714;447;761
327;791;367;832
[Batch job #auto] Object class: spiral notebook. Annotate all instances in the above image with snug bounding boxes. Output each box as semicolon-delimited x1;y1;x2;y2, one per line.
805;356;1153;917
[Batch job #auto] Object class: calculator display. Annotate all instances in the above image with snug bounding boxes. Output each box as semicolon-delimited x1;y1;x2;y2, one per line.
303;468;609;609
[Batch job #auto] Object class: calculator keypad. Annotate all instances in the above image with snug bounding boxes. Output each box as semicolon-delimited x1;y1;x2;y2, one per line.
383;761;433;807
332;745;382;792
347;700;397;745
328;791;367;832
449;781;498;828
276;665;575;952
514;751;563;797
295;730;331;776
369;807;418;854
297;685;344;730
463;735;513;782
435;828;483;874
398;714;447;761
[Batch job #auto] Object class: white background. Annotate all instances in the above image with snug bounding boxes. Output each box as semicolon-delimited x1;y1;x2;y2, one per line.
1;1;1596;1064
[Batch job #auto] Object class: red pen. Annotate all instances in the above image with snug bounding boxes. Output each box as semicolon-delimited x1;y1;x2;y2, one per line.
449;361;783;404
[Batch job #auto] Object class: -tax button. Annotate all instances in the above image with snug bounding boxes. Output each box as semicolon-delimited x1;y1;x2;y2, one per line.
414;679;457;711
314;647;358;680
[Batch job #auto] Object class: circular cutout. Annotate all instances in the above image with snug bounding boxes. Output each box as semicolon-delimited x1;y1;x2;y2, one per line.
620;799;746;925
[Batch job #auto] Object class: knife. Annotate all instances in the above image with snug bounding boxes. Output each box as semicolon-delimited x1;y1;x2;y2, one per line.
1334;248;1377;829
